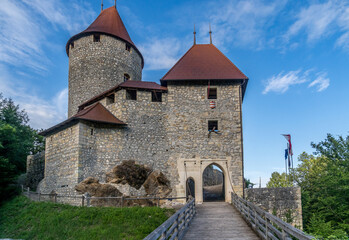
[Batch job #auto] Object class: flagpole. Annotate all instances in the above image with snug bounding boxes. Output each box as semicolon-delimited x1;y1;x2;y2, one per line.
285;143;288;182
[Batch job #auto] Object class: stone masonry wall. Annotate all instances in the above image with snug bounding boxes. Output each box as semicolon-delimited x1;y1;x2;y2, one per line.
166;81;244;197
38;124;80;196
245;187;303;229
38;80;244;202
68;34;143;117
26;151;45;190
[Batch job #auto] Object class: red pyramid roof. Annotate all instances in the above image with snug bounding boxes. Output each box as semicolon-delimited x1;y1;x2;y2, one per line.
66;6;143;66
73;102;125;125
161;44;248;81
40;103;125;136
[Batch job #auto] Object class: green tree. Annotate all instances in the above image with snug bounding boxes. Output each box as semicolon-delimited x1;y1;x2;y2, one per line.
266;171;293;188
0;94;44;202
293;135;349;238
244;178;255;188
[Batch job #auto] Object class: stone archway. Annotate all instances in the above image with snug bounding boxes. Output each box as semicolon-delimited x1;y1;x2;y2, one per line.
186;177;195;198
202;164;225;202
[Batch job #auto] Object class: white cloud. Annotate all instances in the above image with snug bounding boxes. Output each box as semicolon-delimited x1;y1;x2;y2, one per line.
139;38;182;70
0;0;95;71
285;0;349;50
308;74;330;92
263;70;308;94
206;0;287;49
0;64;67;129
263;70;330;94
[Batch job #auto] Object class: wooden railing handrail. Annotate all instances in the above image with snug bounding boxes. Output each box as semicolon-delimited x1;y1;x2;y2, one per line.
144;198;196;240
231;193;314;240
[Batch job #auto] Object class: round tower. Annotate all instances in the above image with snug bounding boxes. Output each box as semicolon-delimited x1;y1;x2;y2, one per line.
66;6;144;117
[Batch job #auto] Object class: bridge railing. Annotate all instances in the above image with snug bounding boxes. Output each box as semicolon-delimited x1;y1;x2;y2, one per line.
144;198;196;240
231;193;314;240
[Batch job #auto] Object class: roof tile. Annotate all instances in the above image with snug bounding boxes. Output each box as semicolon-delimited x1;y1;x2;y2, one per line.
161;44;248;81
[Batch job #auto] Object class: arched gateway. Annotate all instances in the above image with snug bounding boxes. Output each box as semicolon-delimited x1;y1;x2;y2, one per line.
203;164;225;201
176;158;242;203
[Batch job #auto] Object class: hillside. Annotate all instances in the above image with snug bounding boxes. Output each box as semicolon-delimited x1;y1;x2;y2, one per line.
0;196;175;240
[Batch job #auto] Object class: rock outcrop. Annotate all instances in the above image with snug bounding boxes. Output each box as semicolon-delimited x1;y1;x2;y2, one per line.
75;161;172;207
106;160;151;189
143;170;172;197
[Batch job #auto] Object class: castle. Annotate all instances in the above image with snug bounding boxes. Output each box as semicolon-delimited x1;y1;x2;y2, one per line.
36;4;248;203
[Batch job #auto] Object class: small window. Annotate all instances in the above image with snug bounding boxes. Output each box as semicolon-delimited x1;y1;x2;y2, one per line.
208;88;217;99
125;43;131;52
70;42;74;49
208;120;218;131
124;74;130;82
152;92;162;102
126;90;137;100
93;34;100;42
106;94;115;105
90;128;94;135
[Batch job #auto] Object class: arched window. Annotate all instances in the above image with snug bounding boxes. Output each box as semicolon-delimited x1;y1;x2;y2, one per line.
124;73;130;82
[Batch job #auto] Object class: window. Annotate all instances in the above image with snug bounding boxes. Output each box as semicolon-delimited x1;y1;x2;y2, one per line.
124;73;130;82
70;42;74;49
125;43;131;52
126;90;137;100
93;34;100;42
152;92;162;102
106;94;115;105
208;88;217;99
208;120;218;131
90;128;94;135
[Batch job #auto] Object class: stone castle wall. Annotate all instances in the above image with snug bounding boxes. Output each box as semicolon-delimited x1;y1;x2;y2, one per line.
68;34;143;117
245;187;303;229
38;124;80;195
166;81;244;197
26;151;45;190
38;81;244;203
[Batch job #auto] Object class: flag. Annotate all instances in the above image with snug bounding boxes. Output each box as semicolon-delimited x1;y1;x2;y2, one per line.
285;149;288;160
282;134;293;156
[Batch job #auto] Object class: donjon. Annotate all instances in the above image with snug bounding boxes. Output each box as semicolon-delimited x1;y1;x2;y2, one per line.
36;4;249;204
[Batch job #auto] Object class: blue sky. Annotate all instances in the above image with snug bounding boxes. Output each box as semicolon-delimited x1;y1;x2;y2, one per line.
1;0;349;186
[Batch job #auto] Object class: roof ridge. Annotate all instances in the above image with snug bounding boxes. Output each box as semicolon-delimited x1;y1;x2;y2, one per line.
76;102;100;116
211;44;248;79
161;45;196;80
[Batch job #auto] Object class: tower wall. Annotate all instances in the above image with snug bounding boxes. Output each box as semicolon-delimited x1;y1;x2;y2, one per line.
68;34;143;117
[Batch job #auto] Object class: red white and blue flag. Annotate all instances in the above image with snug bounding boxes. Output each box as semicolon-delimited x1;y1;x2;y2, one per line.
282;134;293;156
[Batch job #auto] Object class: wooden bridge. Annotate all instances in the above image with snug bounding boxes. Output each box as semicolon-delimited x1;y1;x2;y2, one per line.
182;202;259;240
144;193;314;240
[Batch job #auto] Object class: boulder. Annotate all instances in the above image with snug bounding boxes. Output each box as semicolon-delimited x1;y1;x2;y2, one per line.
143;170;172;197
111;183;146;197
75;177;122;207
106;160;151;189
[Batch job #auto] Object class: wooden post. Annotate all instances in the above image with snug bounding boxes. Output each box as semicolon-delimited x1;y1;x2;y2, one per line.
174;212;179;240
84;193;90;207
82;195;85;207
265;215;268;239
27;187;30;193
38;192;41;201
254;209;257;229
157;197;160;207
282;229;286;240
121;196;124;208
54;193;57;203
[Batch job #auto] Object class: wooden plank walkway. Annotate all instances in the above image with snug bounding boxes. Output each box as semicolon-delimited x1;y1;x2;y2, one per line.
182;202;260;240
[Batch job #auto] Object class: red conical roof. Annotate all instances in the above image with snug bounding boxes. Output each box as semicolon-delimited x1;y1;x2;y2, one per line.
66;6;143;66
161;44;248;81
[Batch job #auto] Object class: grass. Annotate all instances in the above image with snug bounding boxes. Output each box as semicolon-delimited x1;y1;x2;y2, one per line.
0;196;175;240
